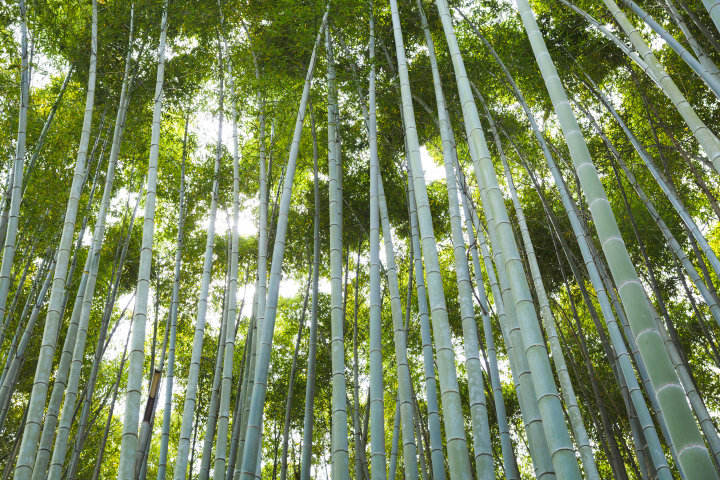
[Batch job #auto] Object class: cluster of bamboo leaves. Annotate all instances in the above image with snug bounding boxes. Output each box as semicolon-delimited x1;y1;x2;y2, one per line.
1;0;720;478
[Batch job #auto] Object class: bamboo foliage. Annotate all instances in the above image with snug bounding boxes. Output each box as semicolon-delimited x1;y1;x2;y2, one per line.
4;1;720;479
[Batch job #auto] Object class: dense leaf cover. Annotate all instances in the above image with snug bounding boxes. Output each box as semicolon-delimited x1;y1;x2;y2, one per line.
1;0;720;478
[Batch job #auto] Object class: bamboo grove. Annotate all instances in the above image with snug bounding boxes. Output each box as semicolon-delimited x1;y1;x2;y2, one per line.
2;0;720;478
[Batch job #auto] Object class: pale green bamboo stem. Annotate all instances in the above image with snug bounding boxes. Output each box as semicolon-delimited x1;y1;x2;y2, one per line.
433;1;579;477
116;4;167;478
213;58;242;480
405;141;446;480
701;0;720;37
325;25;350;480
622;0;720;97
377;163;419;480
367;12;386;480
602;0;720;174
579;74;720;299
387;0;473;477
458;164;556;480
238;10;328;478
46;20;135;477
515;0;717;476
14;2;97;476
416;5;493;476
174;62;224;480
0;0;29;331
475;89;599;480
157;118;188;480
458;184;520;480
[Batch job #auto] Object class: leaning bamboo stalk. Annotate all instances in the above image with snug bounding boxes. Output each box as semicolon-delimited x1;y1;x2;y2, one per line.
279;269;311;480
416;5;493;477
405;178;445;480
434;0;580;476
237;8;329;478
116;4;168;478
578;72;720;289
476;89;599;480
299;102;322;480
387;1;474;476
45;15;136;476
0;0;30;333
457;184;520;480
377;160;420;480
576;98;720;326
600;0;720;174
456;162;556;480
512;135;674;479
470;3;675;472
92;326;132;480
701;0;720;35
198;285;229;480
0;248;48;391
516;0;717;475
462;13;675;473
0;257;54;430
14;3;98;475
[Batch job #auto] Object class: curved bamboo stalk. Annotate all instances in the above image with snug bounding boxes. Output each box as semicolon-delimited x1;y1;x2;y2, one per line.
116;3;168;477
237;9;329;478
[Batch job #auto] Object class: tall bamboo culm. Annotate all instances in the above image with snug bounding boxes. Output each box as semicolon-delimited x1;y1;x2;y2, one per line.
514;0;718;477
14;2;98;478
366;10;386;480
238;8;329;478
116;4;168;478
387;0;473;477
